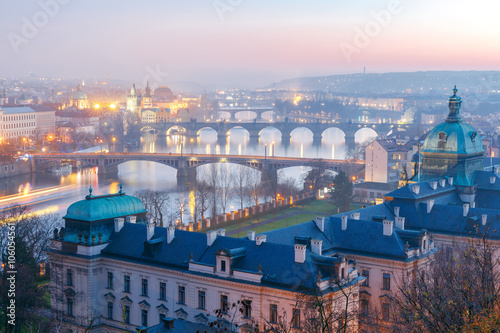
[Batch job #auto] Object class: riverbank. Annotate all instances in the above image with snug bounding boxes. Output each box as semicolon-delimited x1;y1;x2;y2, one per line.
0;160;31;179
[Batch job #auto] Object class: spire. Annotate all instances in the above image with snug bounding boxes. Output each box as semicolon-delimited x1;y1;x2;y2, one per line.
446;85;462;122
145;81;151;97
130;84;136;96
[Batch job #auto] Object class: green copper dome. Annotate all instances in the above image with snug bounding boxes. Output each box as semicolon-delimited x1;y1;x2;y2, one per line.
71;85;88;100
418;86;485;186
422;121;484;155
64;188;147;222
422;86;484;155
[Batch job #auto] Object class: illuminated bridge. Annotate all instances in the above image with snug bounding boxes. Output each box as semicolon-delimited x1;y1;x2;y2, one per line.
31;153;365;188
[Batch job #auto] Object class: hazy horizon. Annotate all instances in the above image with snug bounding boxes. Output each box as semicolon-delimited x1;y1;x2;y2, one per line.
1;0;499;88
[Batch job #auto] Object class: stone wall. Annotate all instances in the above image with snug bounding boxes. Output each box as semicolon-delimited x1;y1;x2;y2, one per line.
0;160;32;179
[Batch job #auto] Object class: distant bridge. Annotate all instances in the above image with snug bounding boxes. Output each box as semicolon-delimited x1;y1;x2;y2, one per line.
216;107;275;121
140;120;416;147
31;152;365;188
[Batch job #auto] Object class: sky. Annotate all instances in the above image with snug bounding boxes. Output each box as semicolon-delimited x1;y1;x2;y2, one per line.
0;0;499;88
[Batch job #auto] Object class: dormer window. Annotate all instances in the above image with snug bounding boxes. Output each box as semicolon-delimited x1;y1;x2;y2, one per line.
221;260;226;272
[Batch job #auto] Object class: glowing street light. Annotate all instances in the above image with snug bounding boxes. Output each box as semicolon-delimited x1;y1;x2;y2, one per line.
110;104;116;110
94;104;100;110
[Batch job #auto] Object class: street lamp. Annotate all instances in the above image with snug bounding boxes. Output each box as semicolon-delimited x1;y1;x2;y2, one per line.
264;142;267;160
271;141;275;157
112;137;116;152
22;137;26;151
190;138;194;154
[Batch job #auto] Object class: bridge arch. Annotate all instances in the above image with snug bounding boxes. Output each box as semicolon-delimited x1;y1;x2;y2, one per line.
320;127;347;144
226;126;251;137
166;125;188;135
196;126;218;136
290;126;314;140
140;126;156;133
354;127;378;144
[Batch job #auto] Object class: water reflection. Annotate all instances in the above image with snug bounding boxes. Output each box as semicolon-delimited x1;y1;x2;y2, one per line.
1;127;377;222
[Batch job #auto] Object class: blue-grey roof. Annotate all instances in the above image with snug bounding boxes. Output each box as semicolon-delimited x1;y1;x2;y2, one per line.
145;318;218;333
263;215;431;262
63;192;146;222
101;224;356;291
0;107;36;114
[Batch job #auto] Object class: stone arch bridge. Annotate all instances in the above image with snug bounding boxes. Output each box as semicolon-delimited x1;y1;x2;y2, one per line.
141;120;415;147
31;153;364;188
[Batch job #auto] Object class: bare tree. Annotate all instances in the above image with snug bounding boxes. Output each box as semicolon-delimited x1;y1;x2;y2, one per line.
246;168;262;206
207;163;220;219
134;190;171;227
391;231;500;333
193;170;211;220
233;165;251;212
218;164;234;215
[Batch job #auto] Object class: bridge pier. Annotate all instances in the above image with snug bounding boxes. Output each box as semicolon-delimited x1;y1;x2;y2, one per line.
177;162;197;189
281;131;291;146
217;134;228;146
229;113;237;122
313;133;322;146
345;135;356;151
249;130;260;145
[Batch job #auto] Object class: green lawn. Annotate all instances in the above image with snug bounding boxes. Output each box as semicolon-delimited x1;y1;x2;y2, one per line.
221;199;364;237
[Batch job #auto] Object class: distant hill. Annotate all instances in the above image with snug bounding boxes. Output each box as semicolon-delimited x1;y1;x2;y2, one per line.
268;71;500;95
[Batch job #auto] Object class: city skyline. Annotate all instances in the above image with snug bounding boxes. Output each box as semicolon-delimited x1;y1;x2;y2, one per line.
1;0;499;87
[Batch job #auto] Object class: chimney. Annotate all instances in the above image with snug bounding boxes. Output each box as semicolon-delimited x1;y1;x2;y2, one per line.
162;317;175;329
490;176;496;184
311;240;322;255
430;181;437;190
294;244;306;263
439;178;446;187
146;219;155;241
217;228;226;237
350;212;360;220
256;235;267;246
167;225;175;244
315;216;325;232
341;215;348;231
448;177;454;186
207;230;217;246
383;220;393;236
247;231;255;241
412;185;420;195
495;166;500;174
114;218;124;232
471;202;476;208
427;200;434;213
394;206;400;217
395;216;405;230
126;215;136;224
482;214;488;226
463;203;469;217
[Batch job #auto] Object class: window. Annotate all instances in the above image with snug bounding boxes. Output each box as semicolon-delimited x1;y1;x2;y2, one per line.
160;282;166;300
341;267;345;279
107;302;113;319
67;298;74;316
124;275;130;293
221;260;226;272
383;273;391;290
382;303;390;321
66;269;73;286
159;313;166;323
292;308;301;328
107;272;113;289
243;300;252;318
361;270;370;287
141;309;148;327
220;295;228;313
178;286;185;304
361;299;369;316
198;290;206;309
141;279;148;296
269;304;278;323
124;306;130;324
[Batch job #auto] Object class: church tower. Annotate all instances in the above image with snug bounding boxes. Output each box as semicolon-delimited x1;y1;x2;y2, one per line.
126;84;141;115
419;86;485;187
141;81;153;109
